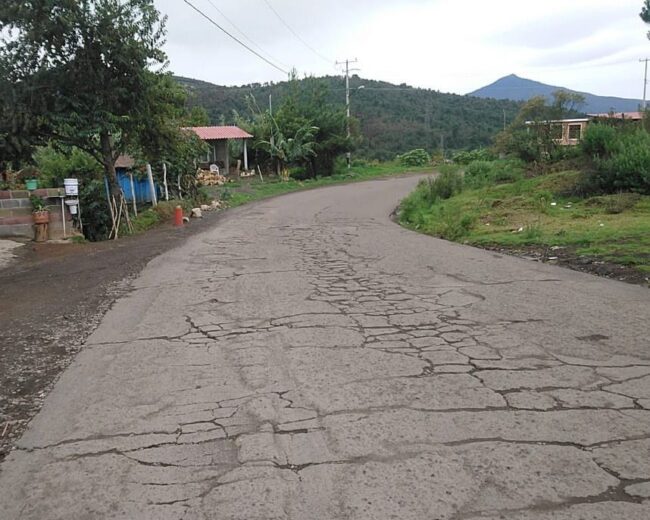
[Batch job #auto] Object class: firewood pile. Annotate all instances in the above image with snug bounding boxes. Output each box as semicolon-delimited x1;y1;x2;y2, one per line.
196;169;227;186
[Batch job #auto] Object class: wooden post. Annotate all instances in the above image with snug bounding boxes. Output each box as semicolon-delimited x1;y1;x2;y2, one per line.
225;140;230;176
146;163;158;207
60;197;66;239
162;162;169;201
34;223;48;242
243;139;249;170
129;173;138;216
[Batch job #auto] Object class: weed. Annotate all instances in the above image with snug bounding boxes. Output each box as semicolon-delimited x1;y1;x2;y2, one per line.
523;220;543;241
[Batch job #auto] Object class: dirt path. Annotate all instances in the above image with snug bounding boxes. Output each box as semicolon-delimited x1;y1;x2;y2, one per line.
0;213;224;460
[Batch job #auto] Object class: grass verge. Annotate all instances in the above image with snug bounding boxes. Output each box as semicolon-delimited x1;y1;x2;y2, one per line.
209;162;433;208
399;169;650;282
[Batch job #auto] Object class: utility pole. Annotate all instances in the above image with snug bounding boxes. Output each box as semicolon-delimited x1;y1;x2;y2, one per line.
641;58;649;111
269;92;277;175
336;58;359;168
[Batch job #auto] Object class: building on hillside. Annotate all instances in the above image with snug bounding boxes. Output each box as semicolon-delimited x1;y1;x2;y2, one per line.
185;126;253;175
525;112;644;146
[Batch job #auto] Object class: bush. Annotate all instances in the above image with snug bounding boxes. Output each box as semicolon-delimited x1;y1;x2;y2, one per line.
290;166;311;180
453;148;495;165
464;159;524;188
464;161;493;188
437;207;475;240
424;169;463;203
581;124;619;159
80;179;112;241
587;129;650;194
398;148;431;167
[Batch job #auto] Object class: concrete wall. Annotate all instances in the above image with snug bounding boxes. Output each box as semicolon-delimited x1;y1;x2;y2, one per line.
0;189;73;241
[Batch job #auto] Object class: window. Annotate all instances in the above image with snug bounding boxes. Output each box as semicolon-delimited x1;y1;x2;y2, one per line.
568;124;582;140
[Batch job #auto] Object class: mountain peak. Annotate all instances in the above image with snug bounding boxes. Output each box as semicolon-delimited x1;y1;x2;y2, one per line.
470;75;641;114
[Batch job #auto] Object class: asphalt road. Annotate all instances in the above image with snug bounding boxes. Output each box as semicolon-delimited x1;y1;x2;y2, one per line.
1;175;650;519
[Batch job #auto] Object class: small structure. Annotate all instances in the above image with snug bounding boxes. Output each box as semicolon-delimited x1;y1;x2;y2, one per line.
526;112;645;146
114;155;159;204
186;126;253;175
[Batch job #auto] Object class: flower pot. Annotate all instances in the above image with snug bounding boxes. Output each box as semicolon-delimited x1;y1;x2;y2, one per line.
33;210;50;225
26;179;39;191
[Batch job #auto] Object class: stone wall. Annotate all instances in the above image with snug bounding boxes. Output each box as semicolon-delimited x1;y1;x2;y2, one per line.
0;189;74;241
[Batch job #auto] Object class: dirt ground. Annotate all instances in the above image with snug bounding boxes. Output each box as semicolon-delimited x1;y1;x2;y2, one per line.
0;212;224;461
483;244;650;287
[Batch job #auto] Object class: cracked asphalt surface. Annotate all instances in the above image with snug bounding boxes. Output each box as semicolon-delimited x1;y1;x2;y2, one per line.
1;175;650;519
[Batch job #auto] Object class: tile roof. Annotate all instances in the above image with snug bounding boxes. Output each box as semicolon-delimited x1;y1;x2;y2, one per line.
588;112;644;120
186;126;253;140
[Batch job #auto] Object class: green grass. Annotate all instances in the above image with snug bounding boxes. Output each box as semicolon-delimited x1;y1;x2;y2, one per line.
399;169;650;273
208;162;433;208
130;200;195;234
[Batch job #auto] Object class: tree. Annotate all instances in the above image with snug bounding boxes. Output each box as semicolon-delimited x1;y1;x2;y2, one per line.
260;118;317;181
0;1;178;213
495;91;585;163
641;0;650;36
237;76;353;178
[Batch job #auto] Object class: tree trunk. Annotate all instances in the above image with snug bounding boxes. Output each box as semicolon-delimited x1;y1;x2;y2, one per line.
100;132;120;200
100;131;129;239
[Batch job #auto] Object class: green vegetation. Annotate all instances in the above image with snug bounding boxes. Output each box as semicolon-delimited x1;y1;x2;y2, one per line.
400;76;650;280
0;0;210;240
400;168;650;272
398;149;431;167
130;201;193;234
582;125;650;194
176;75;522;160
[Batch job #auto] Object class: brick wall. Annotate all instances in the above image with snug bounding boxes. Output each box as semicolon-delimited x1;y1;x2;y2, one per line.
0;189;74;240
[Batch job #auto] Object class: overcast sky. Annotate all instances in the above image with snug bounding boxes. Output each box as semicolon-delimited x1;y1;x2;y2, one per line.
156;0;650;99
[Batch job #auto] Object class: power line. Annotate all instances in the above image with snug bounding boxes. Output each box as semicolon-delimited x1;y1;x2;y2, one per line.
183;0;289;75
261;0;333;67
204;0;290;70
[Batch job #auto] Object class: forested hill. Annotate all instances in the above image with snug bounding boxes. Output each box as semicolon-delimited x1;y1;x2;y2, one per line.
175;75;521;160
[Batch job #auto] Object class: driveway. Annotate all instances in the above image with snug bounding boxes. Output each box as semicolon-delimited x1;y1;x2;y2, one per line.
1;175;649;519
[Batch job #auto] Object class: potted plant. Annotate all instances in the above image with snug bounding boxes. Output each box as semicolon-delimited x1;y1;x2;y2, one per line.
30;195;50;224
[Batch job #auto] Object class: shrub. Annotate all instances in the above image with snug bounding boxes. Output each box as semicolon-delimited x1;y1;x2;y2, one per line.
438;208;475;240
464;161;493;188
424;169;463;203
398;149;431;167
581;124;619;159
453;148;495;165
590;129;650;194
464;159;524;188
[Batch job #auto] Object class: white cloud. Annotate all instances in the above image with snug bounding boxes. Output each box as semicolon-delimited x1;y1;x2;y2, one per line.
156;0;650;99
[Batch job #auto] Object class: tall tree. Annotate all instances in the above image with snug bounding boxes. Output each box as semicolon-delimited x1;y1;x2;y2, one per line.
642;0;650;35
0;0;175;200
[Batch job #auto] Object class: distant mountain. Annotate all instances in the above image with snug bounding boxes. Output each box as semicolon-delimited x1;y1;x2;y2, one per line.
470;74;641;114
175;75;522;159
